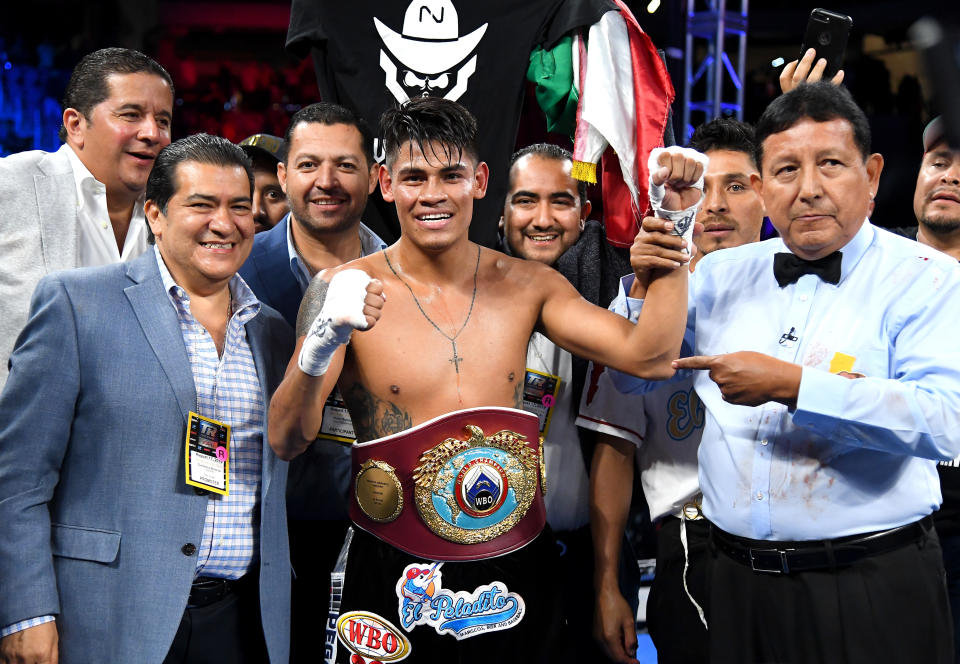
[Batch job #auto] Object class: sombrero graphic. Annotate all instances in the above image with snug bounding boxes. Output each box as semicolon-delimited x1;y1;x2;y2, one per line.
374;0;488;76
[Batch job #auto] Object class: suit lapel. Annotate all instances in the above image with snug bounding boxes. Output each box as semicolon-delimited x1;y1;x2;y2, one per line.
34;150;79;271
256;220;303;327
124;252;197;417
246;313;277;498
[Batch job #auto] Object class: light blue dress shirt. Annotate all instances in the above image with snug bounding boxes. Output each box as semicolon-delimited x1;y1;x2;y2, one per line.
609;221;960;541
156;246;264;579
285;214;387;292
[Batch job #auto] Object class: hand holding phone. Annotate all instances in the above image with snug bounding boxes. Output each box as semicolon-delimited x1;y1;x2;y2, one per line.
780;47;845;94
779;8;852;94
799;9;852;79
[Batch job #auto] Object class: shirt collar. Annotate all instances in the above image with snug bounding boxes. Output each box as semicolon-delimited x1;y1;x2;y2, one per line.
62;144;104;212
154;245;260;322
837;218;875;283
285;214;312;289
62;143;146;217
285;214;388;285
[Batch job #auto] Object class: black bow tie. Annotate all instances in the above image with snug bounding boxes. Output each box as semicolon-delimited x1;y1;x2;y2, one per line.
773;251;842;287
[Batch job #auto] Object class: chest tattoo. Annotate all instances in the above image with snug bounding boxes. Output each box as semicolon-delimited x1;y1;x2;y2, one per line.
343;382;413;442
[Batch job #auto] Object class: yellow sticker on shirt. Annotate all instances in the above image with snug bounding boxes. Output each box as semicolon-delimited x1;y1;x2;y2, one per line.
828;352;856;374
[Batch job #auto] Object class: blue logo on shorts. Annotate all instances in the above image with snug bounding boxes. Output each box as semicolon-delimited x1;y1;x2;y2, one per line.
396;562;525;640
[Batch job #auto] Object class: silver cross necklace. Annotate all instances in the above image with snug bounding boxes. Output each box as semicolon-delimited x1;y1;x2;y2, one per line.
383;246;481;403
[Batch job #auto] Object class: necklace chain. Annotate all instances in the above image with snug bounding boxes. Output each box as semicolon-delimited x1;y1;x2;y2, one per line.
383;246;481;378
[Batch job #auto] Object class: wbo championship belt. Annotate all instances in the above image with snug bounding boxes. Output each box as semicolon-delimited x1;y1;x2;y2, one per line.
349;407;546;561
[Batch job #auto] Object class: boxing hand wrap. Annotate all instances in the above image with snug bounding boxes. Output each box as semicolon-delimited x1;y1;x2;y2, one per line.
298;269;372;376
647;147;711;247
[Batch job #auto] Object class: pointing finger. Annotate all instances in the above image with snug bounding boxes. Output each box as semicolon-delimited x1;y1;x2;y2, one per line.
672;355;717;371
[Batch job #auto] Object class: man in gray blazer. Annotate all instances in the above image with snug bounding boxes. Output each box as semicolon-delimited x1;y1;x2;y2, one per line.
0;134;293;663
0;47;174;387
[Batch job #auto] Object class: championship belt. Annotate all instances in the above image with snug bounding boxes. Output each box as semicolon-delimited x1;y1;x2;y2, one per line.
350;407;546;561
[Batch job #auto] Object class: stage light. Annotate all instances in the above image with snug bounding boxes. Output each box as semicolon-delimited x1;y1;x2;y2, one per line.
647;0;661;13
771;57;785;67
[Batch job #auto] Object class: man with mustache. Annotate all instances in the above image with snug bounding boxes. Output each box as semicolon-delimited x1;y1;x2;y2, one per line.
498;142;630;661
584;117;764;664
893;116;960;663
608;83;960;662
0;47;174;388
237;102;388;663
898;116;960;262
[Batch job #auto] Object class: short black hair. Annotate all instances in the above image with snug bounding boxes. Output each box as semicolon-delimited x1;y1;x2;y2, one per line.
508;143;588;206
60;47;173;142
754;82;871;169
145;133;253;243
284;102;374;166
380;97;479;170
687;117;758;169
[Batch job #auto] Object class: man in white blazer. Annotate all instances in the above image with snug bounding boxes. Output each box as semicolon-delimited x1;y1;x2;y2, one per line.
0;47;174;387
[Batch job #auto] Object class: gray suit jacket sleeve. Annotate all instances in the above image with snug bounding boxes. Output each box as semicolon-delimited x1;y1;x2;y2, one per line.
0;148;78;389
0;274;80;625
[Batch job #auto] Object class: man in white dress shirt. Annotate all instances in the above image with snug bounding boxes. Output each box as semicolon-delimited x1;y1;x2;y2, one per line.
499;142;630;661
610;82;960;662
0;47;174;386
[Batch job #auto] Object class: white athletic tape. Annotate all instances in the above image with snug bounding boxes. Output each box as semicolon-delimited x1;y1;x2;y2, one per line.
647;147;710;245
324;269;372;329
298;269;373;376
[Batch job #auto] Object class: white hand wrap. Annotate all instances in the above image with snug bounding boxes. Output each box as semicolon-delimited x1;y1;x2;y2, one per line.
298;269;372;376
647;146;711;246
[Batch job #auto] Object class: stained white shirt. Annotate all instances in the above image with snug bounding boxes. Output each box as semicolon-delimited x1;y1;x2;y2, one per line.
63;144;147;267
609;221;960;541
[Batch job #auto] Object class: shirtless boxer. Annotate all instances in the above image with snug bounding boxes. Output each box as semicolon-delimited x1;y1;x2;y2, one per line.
268;97;701;664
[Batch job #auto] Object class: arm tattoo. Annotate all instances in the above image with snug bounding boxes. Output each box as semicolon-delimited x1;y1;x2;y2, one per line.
296;276;329;337
343;382;413;442
513;380;524;409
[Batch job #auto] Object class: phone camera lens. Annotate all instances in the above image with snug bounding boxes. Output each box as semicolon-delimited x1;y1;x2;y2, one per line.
818;31;832;46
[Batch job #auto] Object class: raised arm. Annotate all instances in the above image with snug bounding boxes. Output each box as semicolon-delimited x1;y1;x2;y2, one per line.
267;269;384;460
540;150;704;379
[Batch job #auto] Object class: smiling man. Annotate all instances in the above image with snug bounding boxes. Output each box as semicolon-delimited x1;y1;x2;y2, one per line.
498;143;628;662
237;104;389;663
0;134;294;664
0;47;174;388
267;97;698;663
500;144;592;265
608;83;960;663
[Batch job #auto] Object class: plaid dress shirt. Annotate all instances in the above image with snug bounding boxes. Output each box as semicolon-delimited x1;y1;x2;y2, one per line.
156;246;264;580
